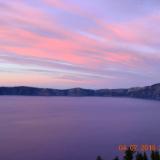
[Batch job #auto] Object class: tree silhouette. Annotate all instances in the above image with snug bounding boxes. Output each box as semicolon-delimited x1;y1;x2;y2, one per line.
113;156;119;160
135;152;143;160
96;148;159;160
143;152;148;160
96;155;103;160
123;148;135;160
154;151;160;160
151;151;156;160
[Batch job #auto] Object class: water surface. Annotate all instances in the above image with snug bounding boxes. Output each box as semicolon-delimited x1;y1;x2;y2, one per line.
0;97;159;160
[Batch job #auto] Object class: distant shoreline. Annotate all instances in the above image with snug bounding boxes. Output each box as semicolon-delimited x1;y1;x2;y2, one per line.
0;83;160;100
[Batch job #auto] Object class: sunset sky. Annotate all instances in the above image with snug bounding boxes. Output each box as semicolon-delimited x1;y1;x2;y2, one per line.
0;0;160;89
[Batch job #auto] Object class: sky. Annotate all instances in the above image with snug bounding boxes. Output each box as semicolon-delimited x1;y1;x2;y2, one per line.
0;0;160;89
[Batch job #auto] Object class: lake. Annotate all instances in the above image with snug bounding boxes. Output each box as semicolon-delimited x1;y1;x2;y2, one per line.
0;96;160;160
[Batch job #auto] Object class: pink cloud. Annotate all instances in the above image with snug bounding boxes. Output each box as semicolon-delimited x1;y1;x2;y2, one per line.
1;0;159;89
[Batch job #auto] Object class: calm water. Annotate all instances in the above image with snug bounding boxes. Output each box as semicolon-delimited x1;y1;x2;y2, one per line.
0;97;160;160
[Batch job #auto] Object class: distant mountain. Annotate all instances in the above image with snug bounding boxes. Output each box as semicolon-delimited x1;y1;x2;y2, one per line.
0;83;160;100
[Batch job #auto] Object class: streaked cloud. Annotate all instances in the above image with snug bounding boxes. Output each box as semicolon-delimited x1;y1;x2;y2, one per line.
0;0;160;88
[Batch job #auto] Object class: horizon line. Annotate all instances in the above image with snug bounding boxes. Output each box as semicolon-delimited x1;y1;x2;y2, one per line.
0;82;159;90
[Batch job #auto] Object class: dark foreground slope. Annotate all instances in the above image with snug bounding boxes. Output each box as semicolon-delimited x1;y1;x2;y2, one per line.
0;83;160;100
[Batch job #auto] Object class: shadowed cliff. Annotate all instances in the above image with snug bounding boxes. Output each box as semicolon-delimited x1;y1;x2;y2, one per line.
0;83;160;100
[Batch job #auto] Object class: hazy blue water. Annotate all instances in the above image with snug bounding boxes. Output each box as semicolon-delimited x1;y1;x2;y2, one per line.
0;97;160;160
